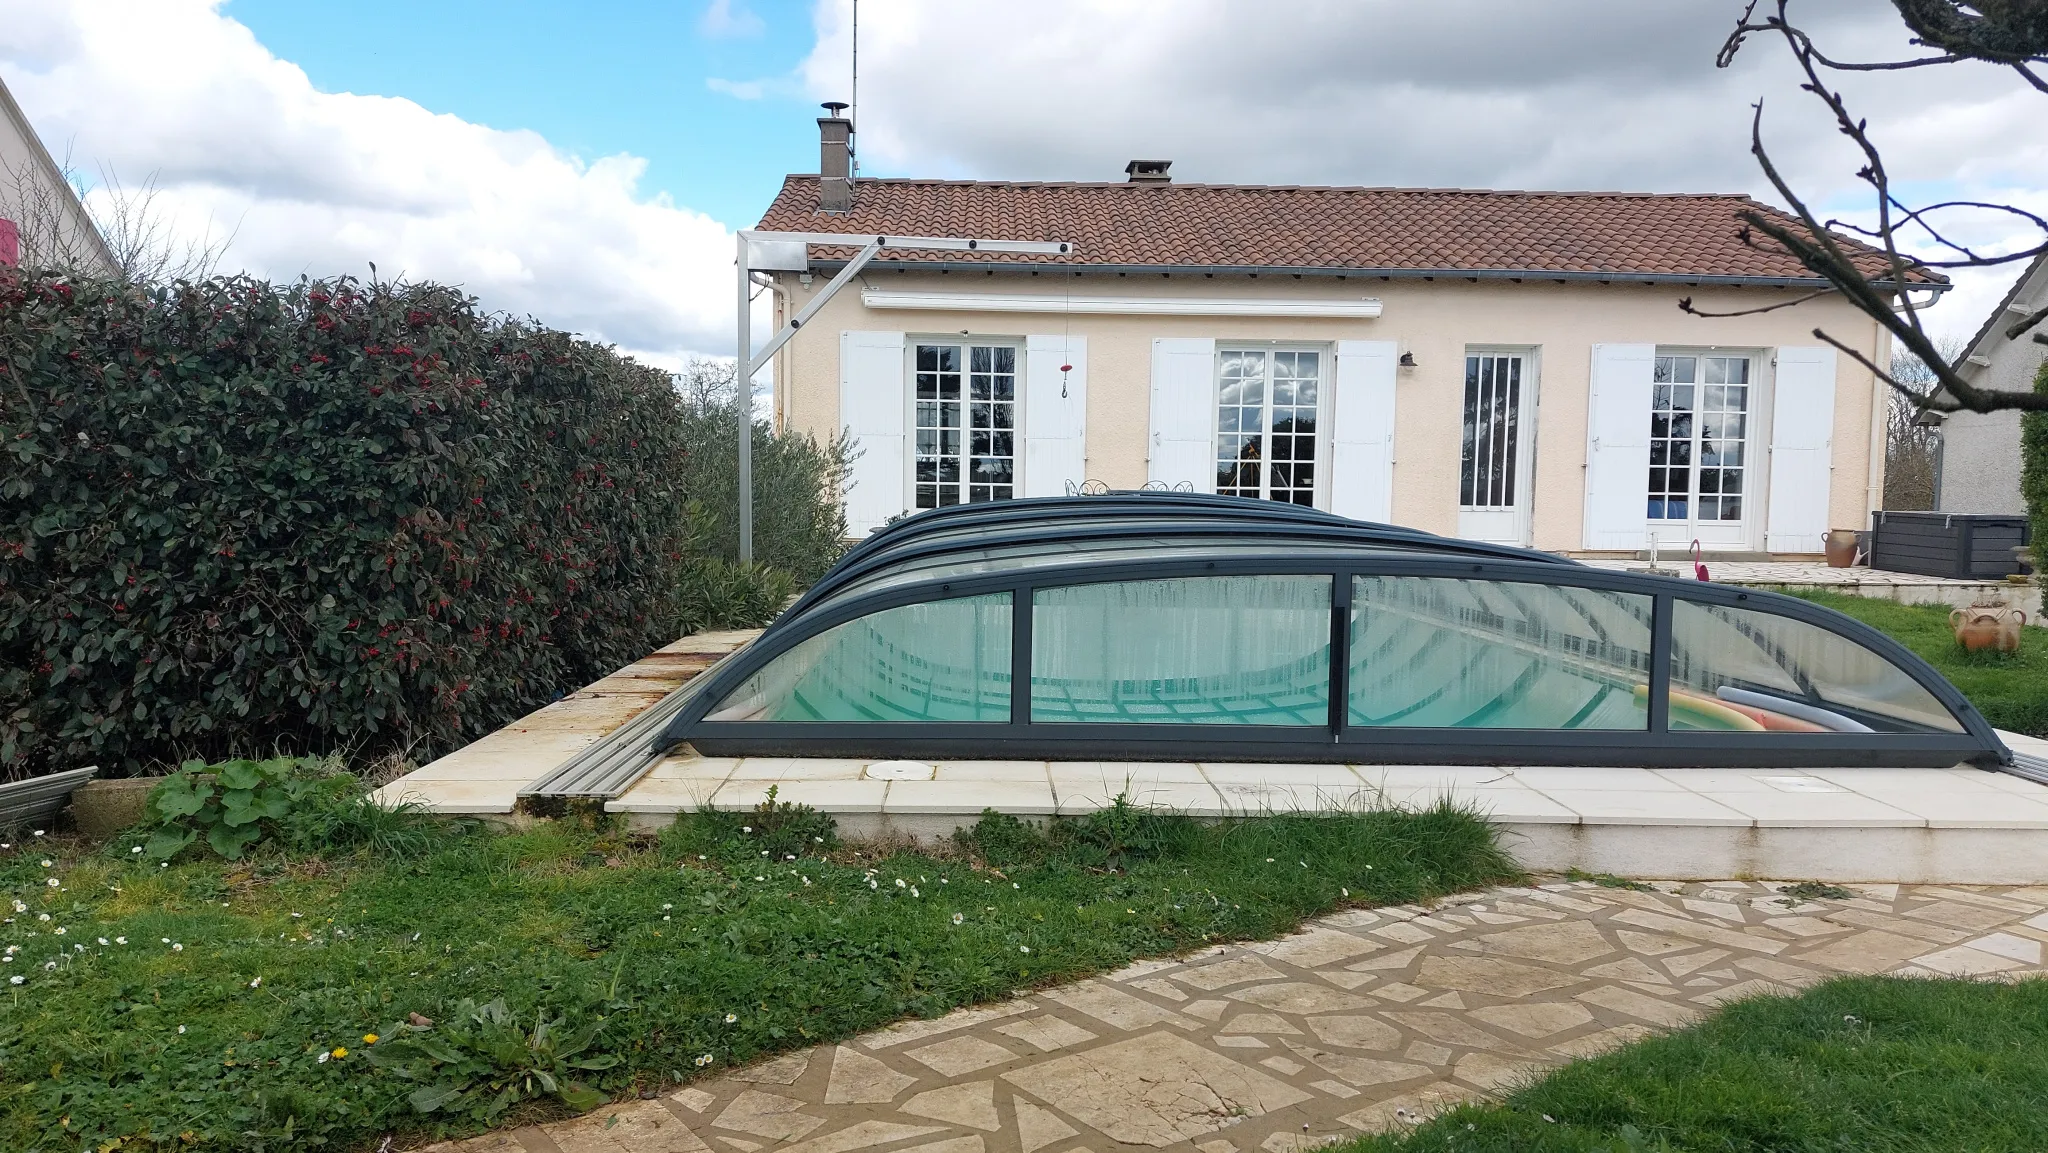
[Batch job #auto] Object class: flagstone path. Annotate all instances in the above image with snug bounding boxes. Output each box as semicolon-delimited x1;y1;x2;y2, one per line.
415;878;2048;1153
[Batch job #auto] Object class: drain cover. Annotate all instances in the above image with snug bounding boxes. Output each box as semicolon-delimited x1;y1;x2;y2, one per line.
864;760;936;781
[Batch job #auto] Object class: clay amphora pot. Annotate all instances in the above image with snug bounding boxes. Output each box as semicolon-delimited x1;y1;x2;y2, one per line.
1823;528;1859;568
1950;603;2027;653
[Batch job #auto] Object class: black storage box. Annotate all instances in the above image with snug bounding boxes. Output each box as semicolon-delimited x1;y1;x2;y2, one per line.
1869;511;2031;579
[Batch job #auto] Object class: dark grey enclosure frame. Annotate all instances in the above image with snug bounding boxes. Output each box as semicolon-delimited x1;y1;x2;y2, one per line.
655;495;2010;770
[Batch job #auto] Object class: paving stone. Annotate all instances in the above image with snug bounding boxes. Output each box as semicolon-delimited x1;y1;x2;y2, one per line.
1583;957;1670;985
1794;929;1938;975
1217;1035;1269;1048
1910;945;2025;976
1615;930;1695;957
1692;979;1791;1006
1283;1042;1437;1089
1469;1001;1595;1038
1175;955;1290;990
1043;981;1192;1031
1415;955;1580;997
993;1016;1097;1052
1824;907;1971;943
1371;922;1436;944
1575;985;1701;1028
1608;909;1787;955
905;1036;1017;1076
1417;992;1466;1008
1319;970;1379;990
1221;1012;1301;1034
1403;1041;1453;1065
1132;978;1189;1001
1181;999;1230;1021
731;1052;810;1085
1902;900;2013;932
1230;982;1377;1015
670;1088;716;1112
713;1090;827;1142
901;1080;1001;1130
1371;982;1427;1003
1344;946;1423;972
1764;916;1847;938
545;1100;710;1153
1470;921;1615;964
1002;1031;1311;1147
1546;1024;1656;1059
1385;1011;1512;1050
1261;1056;1308;1076
1453;1052;1546;1091
1255;927;1384;968
824;1046;918;1104
1013;1101;1077;1153
772;1121;945;1153
1303;1014;1403;1050
1337;1082;1477;1132
1965;932;2044;964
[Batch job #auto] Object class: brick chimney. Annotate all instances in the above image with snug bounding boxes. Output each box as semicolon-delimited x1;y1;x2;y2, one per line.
818;102;853;213
1124;160;1172;184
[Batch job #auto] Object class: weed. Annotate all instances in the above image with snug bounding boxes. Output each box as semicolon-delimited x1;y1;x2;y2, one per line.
368;997;619;1120
1776;880;1857;904
1565;869;1655;893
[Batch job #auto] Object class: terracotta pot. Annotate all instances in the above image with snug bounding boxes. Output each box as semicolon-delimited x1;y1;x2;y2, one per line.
1950;603;2027;653
1823;528;1860;568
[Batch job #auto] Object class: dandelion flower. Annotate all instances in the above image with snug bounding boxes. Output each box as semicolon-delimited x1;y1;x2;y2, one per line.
951;913;964;925
331;1047;347;1059
363;1033;379;1044
723;1013;738;1024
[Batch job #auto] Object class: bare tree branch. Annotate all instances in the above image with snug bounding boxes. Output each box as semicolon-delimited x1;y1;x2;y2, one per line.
1677;287;1837;318
1712;0;2048;414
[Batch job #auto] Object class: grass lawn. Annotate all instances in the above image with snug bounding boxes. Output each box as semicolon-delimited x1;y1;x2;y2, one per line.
1789;589;2048;737
0;801;1514;1152
1336;974;2048;1152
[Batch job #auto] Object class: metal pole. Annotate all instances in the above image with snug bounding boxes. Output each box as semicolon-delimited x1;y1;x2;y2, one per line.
736;234;754;564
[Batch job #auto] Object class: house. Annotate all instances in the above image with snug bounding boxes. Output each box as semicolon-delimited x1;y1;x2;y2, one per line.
1933;251;2048;515
755;112;1940;556
0;71;118;275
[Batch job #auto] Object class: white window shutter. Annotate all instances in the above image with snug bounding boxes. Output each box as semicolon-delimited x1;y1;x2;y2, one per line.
1023;334;1087;497
1582;343;1655;551
1330;340;1399;522
1765;345;1837;553
839;330;907;536
1149;337;1217;491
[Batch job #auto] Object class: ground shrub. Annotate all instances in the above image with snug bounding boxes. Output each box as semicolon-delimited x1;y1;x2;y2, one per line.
2023;358;2048;594
0;802;1514;1151
675;555;797;634
0;271;693;778
1337;975;2048;1152
137;755;456;861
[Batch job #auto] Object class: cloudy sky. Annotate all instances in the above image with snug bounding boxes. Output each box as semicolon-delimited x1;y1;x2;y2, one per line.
2;0;2043;368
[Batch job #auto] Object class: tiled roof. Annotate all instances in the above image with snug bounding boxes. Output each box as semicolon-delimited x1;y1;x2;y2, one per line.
756;176;1942;285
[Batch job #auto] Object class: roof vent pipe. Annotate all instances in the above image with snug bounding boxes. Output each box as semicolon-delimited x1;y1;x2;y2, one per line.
1125;160;1172;183
819;102;854;213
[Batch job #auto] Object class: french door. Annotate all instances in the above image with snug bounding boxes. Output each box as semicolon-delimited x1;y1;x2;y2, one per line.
1214;348;1322;506
1457;351;1534;545
914;342;1017;508
1648;352;1751;549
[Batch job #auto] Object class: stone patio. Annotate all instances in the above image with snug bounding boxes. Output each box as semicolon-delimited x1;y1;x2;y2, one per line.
412;877;2048;1153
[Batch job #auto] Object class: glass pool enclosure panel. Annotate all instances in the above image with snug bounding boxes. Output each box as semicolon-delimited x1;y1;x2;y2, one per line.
667;494;2003;768
706;594;1012;722
1349;577;1652;729
1668;600;1963;733
1030;576;1332;724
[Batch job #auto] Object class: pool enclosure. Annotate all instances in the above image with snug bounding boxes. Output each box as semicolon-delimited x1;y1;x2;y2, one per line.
654;494;2010;769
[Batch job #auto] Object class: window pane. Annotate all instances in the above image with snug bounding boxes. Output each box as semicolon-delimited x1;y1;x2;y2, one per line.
1668;601;1962;732
1031;576;1332;724
708;594;1012;722
1350;577;1651;729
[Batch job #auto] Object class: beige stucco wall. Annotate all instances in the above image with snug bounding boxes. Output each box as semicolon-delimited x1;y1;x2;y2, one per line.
772;268;1889;554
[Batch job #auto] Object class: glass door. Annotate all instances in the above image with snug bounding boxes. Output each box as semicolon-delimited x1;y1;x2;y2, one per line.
1457;351;1533;545
1648;352;1751;550
1214;348;1321;506
914;343;1017;508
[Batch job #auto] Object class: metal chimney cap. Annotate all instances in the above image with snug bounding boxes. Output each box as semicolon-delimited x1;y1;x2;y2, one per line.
821;101;850;116
1124;160;1172;183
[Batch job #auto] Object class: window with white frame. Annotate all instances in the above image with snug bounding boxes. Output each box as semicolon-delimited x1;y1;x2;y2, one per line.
914;342;1016;508
1215;348;1320;506
1648;353;1751;524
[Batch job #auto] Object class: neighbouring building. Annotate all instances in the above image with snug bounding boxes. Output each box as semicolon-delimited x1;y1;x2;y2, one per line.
0;70;118;275
1934;251;2048;516
755;112;1944;556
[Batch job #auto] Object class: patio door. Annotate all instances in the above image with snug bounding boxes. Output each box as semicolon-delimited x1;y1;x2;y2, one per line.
1457;351;1535;545
1648;352;1752;550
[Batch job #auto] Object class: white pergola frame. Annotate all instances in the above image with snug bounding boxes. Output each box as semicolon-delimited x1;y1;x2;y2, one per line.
734;229;1073;560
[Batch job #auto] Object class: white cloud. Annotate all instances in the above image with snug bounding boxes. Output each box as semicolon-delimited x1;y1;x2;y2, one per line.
799;0;2048;340
700;0;765;39
0;0;741;362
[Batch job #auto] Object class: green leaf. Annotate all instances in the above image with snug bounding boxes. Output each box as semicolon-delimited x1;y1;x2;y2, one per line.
408;1084;467;1114
217;760;264;790
558;1083;607;1113
147;774;212;820
142;826;196;861
206;821;264;860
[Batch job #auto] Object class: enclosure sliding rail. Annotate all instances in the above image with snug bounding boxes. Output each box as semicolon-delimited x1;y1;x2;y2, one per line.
518;650;744;801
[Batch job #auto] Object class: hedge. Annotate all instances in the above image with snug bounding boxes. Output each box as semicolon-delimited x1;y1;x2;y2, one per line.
0;272;692;778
